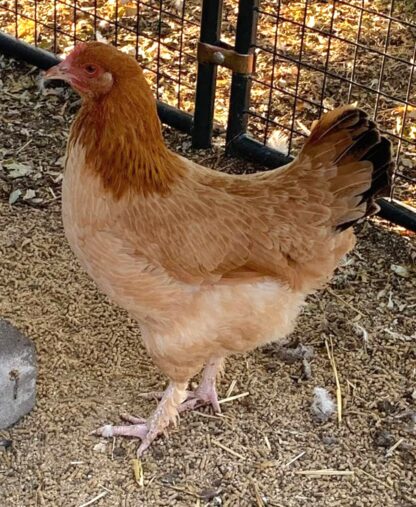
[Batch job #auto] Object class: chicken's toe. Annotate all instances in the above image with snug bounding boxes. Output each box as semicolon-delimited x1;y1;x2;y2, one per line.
196;383;221;413
120;413;147;424
92;417;164;457
93;422;148;440
179;384;221;414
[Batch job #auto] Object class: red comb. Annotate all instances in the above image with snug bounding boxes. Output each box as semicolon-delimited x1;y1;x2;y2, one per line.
71;42;87;56
65;42;87;62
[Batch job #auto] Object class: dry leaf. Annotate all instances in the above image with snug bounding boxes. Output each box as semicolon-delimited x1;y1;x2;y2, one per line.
23;189;36;200
8;189;22;204
4;162;32;178
391;264;410;278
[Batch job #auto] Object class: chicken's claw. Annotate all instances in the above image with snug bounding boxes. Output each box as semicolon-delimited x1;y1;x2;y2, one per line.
120;413;147;424
93;422;148;441
179;384;221;414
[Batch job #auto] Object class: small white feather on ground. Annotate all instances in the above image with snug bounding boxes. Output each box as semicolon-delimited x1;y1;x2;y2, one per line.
311;387;336;422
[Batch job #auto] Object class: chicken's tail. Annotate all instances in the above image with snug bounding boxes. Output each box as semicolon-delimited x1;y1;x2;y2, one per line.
300;106;394;230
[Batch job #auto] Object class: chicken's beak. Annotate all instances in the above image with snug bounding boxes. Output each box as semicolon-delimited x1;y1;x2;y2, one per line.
44;61;71;82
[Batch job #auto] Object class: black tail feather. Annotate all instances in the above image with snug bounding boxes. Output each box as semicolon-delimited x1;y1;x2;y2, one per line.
335;110;394;230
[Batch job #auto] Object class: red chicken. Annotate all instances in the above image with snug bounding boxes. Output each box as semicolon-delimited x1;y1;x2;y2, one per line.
45;42;393;456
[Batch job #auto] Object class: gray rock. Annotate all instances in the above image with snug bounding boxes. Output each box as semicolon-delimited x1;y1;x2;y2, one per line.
0;320;37;429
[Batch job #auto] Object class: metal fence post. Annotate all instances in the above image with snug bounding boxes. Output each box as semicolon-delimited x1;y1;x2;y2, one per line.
191;0;223;149
225;0;259;152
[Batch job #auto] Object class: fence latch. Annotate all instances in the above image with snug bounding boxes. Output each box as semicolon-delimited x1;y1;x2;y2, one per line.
197;42;255;74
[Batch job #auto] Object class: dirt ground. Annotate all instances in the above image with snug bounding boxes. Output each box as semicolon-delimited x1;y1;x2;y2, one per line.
1;57;416;507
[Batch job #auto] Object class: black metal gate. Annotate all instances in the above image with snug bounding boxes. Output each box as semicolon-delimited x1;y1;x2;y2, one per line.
1;0;415;231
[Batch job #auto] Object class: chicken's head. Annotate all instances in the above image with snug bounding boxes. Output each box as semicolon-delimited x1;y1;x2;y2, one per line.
44;42;145;98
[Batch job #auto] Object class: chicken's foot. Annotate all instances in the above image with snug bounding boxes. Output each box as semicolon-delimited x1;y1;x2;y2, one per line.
136;358;223;412
181;357;223;413
93;381;188;457
93;358;224;455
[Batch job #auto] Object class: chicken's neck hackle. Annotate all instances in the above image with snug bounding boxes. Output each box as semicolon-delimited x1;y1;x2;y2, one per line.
69;74;184;198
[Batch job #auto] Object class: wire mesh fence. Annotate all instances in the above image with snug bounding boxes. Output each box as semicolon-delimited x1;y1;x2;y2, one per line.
250;0;415;209
0;0;202;113
0;0;415;227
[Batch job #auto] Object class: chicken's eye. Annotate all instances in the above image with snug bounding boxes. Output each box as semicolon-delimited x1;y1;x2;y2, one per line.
84;64;97;76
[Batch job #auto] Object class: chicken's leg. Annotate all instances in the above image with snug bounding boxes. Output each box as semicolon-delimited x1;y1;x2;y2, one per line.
181;357;223;413
94;381;187;457
134;357;224;412
136;358;224;410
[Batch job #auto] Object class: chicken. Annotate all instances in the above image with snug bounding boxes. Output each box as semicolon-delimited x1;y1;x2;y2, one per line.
45;42;393;456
